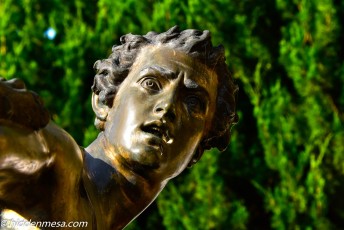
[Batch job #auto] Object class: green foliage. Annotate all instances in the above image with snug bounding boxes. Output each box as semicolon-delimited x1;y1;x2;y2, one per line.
1;0;343;229
157;150;244;230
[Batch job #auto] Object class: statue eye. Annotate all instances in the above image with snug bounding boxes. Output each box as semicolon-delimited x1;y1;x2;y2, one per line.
185;96;204;113
140;78;161;91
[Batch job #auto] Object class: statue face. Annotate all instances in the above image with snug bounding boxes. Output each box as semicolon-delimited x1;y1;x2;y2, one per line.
103;45;218;180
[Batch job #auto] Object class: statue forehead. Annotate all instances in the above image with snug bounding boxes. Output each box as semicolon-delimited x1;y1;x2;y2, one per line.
130;45;217;86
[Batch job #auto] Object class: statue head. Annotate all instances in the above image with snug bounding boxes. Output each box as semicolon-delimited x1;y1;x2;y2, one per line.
91;26;238;179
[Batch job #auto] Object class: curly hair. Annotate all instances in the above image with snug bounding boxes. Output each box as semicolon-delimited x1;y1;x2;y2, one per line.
92;26;238;152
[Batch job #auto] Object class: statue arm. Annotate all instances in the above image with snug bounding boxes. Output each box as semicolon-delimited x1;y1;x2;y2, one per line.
0;77;53;177
0;78;54;211
0;122;54;212
0;78;85;221
0;78;50;130
0;77;83;178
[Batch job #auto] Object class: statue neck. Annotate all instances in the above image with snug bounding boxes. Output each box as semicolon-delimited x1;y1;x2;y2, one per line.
83;133;165;229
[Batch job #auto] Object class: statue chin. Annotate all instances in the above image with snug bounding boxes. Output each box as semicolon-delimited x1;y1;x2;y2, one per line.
121;147;162;171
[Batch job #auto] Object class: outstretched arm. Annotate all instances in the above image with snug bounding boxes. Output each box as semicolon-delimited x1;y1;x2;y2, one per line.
0;79;86;221
0;78;50;130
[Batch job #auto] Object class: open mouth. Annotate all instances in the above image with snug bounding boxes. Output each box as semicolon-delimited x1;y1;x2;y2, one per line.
141;124;174;144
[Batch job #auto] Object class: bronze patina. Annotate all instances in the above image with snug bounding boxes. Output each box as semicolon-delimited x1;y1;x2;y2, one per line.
0;26;238;229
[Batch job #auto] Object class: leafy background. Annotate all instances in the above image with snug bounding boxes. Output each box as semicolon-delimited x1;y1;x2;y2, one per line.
1;0;343;229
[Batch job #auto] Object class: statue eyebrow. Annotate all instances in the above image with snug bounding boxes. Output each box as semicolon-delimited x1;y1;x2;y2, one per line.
183;78;210;102
187;86;210;100
140;66;177;80
140;66;210;100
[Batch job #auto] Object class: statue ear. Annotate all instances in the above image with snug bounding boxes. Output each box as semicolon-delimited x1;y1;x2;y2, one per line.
187;146;204;168
91;92;109;122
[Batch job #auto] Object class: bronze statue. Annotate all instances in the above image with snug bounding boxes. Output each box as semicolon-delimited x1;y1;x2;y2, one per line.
0;26;238;229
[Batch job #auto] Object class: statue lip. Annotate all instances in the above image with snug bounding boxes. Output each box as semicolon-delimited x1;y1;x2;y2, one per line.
141;121;174;144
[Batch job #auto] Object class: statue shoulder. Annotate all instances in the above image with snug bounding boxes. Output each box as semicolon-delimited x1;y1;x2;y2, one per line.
0;121;83;173
41;122;84;163
0;78;83;173
0;121;54;175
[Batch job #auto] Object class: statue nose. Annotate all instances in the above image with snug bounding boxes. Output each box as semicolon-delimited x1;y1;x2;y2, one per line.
154;101;176;122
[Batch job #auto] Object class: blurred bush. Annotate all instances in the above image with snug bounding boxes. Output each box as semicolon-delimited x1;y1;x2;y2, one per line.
1;0;343;229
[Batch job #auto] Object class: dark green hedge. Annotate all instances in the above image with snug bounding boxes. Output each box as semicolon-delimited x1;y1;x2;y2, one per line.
1;0;343;229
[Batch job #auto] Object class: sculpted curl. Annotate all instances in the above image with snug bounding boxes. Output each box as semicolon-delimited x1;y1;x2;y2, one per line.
92;26;238;152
